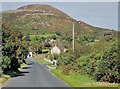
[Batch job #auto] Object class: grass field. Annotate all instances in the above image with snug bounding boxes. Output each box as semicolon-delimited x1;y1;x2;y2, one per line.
51;68;119;88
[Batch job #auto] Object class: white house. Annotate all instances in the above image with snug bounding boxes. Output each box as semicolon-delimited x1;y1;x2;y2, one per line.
51;44;66;55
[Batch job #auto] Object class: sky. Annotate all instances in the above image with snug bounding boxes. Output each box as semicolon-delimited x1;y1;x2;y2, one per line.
2;2;118;30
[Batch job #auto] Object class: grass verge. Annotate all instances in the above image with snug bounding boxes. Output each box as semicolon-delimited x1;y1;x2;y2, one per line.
34;58;51;65
0;74;11;85
33;54;57;69
51;68;119;88
33;54;52;65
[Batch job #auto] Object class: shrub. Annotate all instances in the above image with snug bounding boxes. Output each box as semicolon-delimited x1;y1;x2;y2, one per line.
0;56;11;71
75;55;91;75
53;54;58;60
78;34;95;44
57;52;74;66
94;41;120;83
38;46;42;54
24;34;31;41
62;64;72;75
48;54;53;61
55;31;61;36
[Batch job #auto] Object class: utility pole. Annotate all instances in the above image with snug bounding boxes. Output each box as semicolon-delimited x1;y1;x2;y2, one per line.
72;22;75;53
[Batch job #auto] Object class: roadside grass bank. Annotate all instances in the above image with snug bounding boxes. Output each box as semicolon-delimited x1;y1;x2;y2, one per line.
0;73;11;85
33;57;51;65
33;54;51;65
51;68;119;88
33;54;57;69
51;68;95;87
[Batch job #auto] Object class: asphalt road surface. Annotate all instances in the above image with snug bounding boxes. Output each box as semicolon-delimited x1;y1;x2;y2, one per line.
2;59;69;88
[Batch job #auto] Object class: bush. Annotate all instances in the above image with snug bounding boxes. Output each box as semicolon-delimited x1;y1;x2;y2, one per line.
94;41;120;83
57;52;74;66
53;54;58;60
48;54;53;61
62;64;72;75
55;31;61;36
24;34;31;41
38;46;42;54
75;55;91;75
78;34;95;44
0;56;11;71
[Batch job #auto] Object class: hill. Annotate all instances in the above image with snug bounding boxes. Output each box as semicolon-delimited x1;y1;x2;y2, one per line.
2;4;118;37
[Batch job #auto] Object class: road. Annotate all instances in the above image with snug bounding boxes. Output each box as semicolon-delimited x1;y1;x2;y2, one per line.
2;59;69;88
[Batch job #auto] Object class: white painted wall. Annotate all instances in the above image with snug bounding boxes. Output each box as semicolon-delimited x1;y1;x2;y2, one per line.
51;46;61;54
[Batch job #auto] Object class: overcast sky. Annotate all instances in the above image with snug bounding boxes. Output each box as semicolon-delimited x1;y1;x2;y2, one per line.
2;2;118;30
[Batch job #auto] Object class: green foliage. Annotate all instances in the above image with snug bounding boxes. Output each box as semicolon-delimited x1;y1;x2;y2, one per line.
74;42;94;58
22;45;29;59
78;34;95;44
55;31;61;36
51;35;57;40
93;39;111;51
95;41;120;83
38;46;42;54
2;23;29;71
24;34;31;41
0;56;11;71
57;52;74;66
53;54;58;60
74;40;120;83
62;64;72;75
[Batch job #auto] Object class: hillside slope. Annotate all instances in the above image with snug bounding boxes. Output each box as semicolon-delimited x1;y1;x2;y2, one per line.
2;4;118;37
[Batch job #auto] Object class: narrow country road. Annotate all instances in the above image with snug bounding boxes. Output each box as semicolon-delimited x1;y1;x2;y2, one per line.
2;58;69;88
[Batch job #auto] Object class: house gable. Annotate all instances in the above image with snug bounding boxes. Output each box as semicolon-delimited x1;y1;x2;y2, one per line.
51;46;61;54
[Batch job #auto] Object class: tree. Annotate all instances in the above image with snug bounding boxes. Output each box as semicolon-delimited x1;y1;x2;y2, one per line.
2;23;29;71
